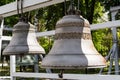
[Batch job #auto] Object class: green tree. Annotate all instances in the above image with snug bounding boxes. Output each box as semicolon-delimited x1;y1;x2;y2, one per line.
100;0;120;11
0;0;15;6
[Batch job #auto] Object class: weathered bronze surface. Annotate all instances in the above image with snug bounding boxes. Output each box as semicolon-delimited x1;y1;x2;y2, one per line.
3;21;45;55
42;14;106;69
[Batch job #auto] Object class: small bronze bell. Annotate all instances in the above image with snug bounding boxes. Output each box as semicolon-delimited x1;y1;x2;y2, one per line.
3;21;45;55
42;6;106;69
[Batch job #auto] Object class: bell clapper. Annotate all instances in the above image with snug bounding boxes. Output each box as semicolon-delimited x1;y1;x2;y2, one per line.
58;69;64;78
19;54;24;72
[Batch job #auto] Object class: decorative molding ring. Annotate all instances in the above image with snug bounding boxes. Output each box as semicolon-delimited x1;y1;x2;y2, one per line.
56;22;90;28
55;32;91;40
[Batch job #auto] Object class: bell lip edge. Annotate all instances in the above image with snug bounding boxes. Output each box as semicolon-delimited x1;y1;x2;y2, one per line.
2;51;45;55
41;65;107;69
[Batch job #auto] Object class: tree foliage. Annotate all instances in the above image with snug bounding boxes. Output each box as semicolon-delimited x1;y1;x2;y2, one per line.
100;0;120;10
0;0;15;6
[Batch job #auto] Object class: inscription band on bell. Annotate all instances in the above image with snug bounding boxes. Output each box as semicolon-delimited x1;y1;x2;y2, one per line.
55;32;91;40
56;22;90;28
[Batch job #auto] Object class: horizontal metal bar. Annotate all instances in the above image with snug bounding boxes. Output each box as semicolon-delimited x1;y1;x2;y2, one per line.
0;0;48;17
90;20;120;30
3;20;120;32
36;20;120;37
1;20;120;40
2;36;12;40
0;0;67;17
12;72;120;80
0;76;11;79
0;63;9;66
36;30;55;37
3;27;13;31
110;6;120;12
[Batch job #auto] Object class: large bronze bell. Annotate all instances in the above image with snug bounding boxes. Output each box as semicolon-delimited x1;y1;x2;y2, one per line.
3;21;45;55
42;9;106;69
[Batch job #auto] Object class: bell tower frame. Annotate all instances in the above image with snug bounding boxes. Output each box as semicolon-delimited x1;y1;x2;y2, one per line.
1;0;120;80
99;6;120;75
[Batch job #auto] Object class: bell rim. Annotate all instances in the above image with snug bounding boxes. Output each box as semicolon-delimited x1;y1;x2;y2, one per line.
3;51;45;55
41;65;107;69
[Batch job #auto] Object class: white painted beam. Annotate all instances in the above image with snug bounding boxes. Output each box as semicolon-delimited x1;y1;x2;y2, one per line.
0;0;67;17
12;72;120;80
90;20;120;30
36;20;120;37
0;0;49;17
2;36;12;40
36;30;55;37
2;20;120;32
110;6;120;12
3;27;13;31
1;20;120;39
0;76;11;79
